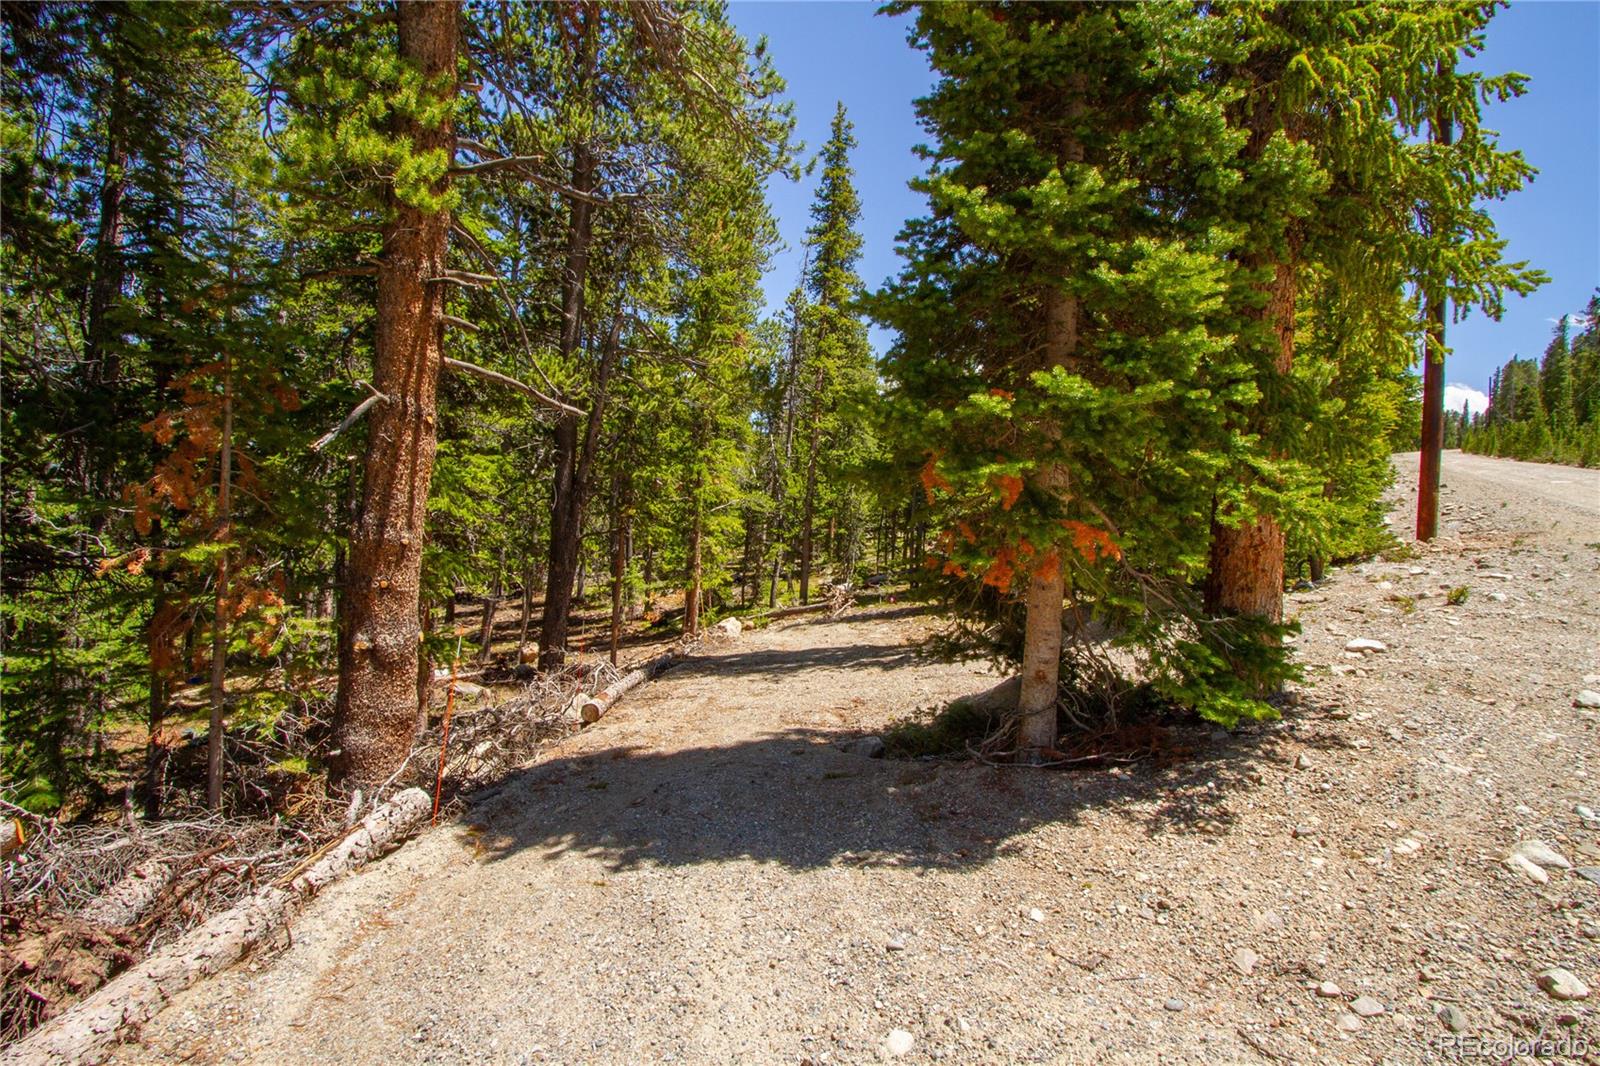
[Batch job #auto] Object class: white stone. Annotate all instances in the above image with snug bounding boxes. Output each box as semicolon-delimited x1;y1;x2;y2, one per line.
1536;968;1589;1001
1575;690;1600;709
1350;996;1386;1018
1344;638;1387;654
1394;838;1422;856
1512;840;1572;870
1233;948;1259;975
885;1029;916;1057
1505;853;1549;884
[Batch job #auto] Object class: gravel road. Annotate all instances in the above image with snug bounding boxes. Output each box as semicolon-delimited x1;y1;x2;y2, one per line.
110;452;1599;1066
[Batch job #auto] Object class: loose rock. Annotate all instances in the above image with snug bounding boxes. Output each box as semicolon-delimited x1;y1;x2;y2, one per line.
1536;968;1590;1001
1511;840;1572;870
1164;997;1186;1012
1316;981;1343;998
1435;1004;1468;1033
1335;1013;1363;1033
1350;995;1385;1018
885;1029;915;1057
842;736;886;759
1505;853;1550;884
1575;690;1600;709
1233;948;1259;976
1344;638;1387;654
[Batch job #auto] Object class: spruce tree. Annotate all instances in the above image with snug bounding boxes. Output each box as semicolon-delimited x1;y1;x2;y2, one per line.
795;103;874;603
876;2;1286;744
1540;315;1575;437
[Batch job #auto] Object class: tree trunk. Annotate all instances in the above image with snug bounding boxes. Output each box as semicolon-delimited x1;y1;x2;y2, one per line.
1416;113;1454;542
685;493;703;637
206;346;233;808
333;0;458;787
144;574;171;821
1204;260;1296;624
517;563;534;648
81;44;129;511
577;649;682;724
477;547;504;662
609;496;627;666
799;433;819;604
1016;285;1078;756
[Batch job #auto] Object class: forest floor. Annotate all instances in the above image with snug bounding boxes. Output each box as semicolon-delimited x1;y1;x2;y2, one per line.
106;451;1599;1066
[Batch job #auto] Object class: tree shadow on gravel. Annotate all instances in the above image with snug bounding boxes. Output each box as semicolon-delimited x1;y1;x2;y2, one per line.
462;703;1307;877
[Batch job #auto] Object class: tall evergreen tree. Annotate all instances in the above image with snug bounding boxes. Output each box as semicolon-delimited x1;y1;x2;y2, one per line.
1540;315;1575;436
876;2;1288;747
794;103;874;603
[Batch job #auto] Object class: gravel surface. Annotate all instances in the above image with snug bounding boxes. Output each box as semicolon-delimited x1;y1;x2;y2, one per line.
110;452;1598;1065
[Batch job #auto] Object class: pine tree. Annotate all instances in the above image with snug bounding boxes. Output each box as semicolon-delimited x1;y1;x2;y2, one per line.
1540;315;1575;437
794;104;874;603
1204;2;1541;618
876;2;1290;744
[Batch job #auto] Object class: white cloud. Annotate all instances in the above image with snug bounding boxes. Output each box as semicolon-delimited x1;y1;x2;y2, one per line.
1444;383;1489;416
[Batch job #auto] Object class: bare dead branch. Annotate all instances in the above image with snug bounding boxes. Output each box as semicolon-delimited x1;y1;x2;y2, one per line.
429;269;502;288
442;357;583;417
442;314;480;333
309;391;386;453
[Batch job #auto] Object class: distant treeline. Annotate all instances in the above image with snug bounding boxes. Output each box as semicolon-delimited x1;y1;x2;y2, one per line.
1459;293;1600;467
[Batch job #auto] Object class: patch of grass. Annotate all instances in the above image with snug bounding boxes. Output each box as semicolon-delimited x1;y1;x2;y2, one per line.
1386;594;1416;613
883;697;1005;759
1447;585;1470;606
1380;541;1420;563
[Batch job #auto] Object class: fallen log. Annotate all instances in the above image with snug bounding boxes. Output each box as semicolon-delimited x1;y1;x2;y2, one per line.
577;650;683;724
765;601;830;621
77;860;174;930
5;788;432;1066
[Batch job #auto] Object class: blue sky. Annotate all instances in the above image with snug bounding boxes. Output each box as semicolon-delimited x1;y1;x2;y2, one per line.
728;1;1600;411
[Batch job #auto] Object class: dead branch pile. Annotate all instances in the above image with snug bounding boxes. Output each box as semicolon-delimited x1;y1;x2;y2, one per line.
0;798;341;1044
0;644;694;1048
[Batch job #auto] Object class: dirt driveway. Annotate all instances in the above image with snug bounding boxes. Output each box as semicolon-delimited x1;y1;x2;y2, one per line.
111;452;1599;1065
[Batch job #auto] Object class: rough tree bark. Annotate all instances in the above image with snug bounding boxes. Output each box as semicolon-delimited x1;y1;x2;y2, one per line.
1203;260;1296;624
333;1;459;787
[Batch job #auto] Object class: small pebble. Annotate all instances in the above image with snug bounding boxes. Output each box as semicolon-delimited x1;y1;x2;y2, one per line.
1164;997;1186;1012
885;1029;915;1057
1435;1004;1468;1033
1316;981;1343;998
